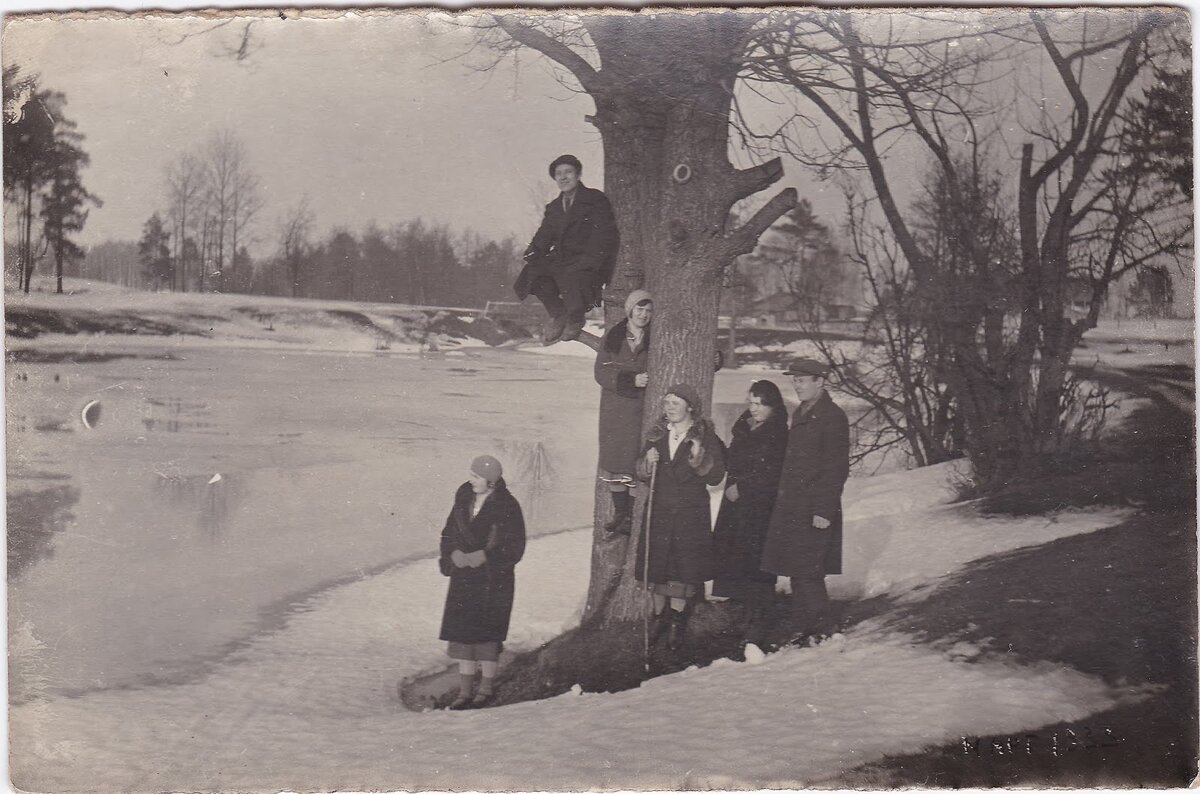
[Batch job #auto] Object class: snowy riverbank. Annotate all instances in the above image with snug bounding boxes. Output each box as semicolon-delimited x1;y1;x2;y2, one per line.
6;280;1192;790
10;456;1139;791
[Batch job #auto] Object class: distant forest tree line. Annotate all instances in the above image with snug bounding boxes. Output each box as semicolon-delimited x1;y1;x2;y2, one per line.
97;212;525;310
104;130;530;309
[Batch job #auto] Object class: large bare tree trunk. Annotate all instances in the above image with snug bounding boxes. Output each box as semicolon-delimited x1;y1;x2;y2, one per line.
492;13;798;625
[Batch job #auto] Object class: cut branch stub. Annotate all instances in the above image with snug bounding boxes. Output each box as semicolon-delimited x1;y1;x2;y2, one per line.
723;187;799;259
728;157;786;205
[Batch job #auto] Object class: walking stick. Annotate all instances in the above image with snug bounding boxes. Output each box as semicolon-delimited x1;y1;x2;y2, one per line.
642;460;658;673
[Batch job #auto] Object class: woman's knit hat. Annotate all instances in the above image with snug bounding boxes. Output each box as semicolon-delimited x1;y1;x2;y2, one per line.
665;383;702;413
470;455;503;484
624;289;653;316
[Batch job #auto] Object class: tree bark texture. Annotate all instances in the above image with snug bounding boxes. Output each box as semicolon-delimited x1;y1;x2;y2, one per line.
494;12;797;625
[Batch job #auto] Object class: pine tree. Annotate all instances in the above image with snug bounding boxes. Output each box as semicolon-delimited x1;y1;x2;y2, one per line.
40;134;101;293
138;213;173;290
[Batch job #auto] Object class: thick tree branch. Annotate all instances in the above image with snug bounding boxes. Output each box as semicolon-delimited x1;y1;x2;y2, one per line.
727;157;785;204
721;187;798;259
1027;12;1091;189
493;15;602;96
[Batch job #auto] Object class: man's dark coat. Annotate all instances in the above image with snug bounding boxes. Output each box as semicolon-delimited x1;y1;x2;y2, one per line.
760;391;850;577
514;183;619;301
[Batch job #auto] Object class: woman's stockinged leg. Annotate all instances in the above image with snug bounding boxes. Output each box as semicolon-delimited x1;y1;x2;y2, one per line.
457;660;478;696
478;660;498;694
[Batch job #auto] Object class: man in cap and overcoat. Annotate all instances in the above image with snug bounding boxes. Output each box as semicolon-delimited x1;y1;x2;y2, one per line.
514;154;620;345
760;357;850;646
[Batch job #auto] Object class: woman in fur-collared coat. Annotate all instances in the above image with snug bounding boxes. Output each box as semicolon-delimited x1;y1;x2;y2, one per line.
593;289;652;535
635;383;726;651
712;380;789;649
438;455;526;709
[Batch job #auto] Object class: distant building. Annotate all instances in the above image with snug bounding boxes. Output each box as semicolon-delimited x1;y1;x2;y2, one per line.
743;293;864;327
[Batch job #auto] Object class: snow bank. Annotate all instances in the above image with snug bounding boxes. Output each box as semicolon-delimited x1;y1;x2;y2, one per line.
830;460;1135;600
6;281;529;356
11;474;1139;792
7;287;1157;791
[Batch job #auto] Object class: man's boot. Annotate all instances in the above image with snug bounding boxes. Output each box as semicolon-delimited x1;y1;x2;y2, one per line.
560;317;585;342
542;314;567;345
649;609;671;645
604;490;632;535
666;608;689;652
744;605;769;650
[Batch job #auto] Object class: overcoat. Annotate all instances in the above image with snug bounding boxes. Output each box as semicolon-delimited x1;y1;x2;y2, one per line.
594;318;649;475
438;478;526;644
760;391;850;577
514;183;619;301
712;408;789;596
634;418;727;585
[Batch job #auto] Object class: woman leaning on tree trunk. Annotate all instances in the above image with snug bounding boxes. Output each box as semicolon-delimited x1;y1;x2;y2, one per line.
593;289;653;536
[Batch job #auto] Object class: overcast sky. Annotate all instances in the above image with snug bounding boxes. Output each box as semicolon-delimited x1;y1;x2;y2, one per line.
2;10;854;257
0;7;1166;258
2;12;618;252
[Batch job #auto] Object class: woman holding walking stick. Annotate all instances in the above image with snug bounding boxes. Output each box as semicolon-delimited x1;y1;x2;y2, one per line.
635;383;726;651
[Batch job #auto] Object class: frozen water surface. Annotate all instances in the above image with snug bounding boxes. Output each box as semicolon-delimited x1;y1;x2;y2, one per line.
7;346;597;701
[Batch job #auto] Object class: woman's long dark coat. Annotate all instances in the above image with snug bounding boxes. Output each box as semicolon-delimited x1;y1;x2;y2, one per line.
594;318;649;475
760;391;850;577
634;419;726;586
712;408;789;597
438;478;526;644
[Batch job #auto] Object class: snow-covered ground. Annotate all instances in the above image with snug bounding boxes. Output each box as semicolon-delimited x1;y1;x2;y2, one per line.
5;283;1186;790
9;459;1139;791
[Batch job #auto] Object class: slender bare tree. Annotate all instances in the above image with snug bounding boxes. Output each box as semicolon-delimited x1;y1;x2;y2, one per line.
202;130;239;290
164;152;205;292
228;143;263;292
278;196;314;298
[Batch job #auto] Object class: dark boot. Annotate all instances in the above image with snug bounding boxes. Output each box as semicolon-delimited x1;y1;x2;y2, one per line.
541;314;567;346
666;608;688;652
744;606;769;649
560;318;586;342
604;490;632;535
648;609;671;645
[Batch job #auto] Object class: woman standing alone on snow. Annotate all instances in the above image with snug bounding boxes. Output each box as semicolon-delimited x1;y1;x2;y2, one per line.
593;289;653;535
636;383;726;650
438;455;526;709
711;380;788;651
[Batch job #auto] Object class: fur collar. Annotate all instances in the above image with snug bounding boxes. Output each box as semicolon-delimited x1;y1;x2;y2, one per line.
646;415;713;445
454;478;510;509
603;318;650;355
732;407;788;440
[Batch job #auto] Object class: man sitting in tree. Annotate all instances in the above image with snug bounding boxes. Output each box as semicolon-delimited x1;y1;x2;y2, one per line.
514;154;619;344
